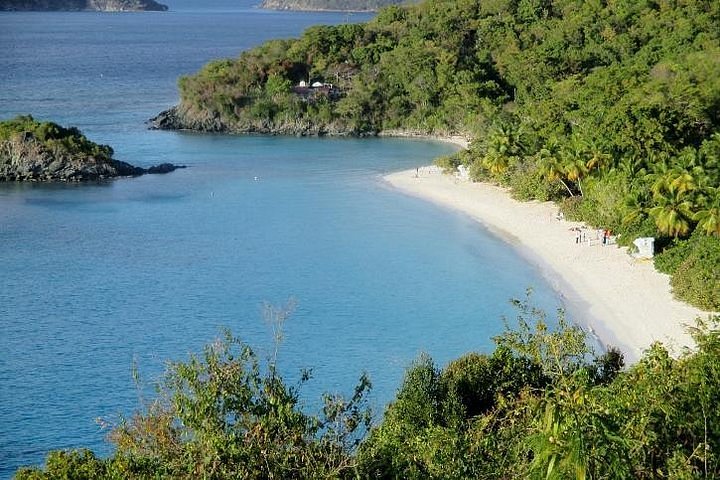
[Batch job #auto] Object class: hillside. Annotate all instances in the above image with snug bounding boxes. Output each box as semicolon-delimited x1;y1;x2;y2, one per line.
0;115;181;181
0;0;168;11
260;0;404;11
152;0;720;311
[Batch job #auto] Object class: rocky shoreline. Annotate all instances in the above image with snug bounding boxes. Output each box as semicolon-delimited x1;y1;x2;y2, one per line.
149;105;365;137
0;131;184;182
149;106;471;143
0;153;185;182
0;0;168;12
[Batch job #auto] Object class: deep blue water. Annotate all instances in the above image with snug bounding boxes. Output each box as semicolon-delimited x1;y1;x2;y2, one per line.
0;2;562;477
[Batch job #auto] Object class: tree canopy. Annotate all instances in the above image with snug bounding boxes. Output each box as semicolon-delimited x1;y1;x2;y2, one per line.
16;299;720;479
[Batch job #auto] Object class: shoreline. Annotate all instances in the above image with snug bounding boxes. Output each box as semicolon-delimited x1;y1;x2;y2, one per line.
377;130;470;149
384;167;706;363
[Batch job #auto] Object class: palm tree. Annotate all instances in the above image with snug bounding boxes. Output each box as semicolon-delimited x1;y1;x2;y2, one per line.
561;142;589;196
669;148;704;196
694;187;720;237
613;155;646;178
621;190;649;230
584;139;612;173
646;158;676;199
482;150;511;175
537;137;574;197
481;123;525;175
668;168;698;197
647;188;696;237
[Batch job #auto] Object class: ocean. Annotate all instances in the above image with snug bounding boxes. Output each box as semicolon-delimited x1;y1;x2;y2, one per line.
0;1;563;476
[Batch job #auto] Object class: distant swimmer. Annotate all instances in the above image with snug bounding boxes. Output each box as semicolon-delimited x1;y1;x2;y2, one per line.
254;176;259;181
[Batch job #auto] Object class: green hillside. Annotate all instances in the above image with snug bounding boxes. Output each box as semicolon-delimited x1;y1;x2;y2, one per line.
154;0;720;310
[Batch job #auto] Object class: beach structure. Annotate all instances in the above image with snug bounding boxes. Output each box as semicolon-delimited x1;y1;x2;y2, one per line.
632;237;655;259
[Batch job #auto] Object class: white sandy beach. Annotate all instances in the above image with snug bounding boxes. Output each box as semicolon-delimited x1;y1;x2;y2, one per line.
385;166;708;363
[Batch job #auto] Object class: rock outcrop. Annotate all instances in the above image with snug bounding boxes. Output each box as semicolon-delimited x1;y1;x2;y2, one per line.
0;136;185;181
0;117;184;182
0;0;168;11
149;105;363;137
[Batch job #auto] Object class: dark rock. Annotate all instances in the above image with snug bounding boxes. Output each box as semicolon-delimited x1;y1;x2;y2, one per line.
111;159;146;177
145;163;186;174
0;137;184;182
147;108;182;130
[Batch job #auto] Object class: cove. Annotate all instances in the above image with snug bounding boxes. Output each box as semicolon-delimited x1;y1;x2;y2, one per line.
0;3;562;476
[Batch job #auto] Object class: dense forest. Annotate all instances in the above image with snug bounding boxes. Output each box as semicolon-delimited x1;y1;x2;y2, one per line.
16;297;720;478
152;0;720;311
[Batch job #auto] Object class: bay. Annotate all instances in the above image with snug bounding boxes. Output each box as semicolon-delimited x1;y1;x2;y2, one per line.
0;2;562;476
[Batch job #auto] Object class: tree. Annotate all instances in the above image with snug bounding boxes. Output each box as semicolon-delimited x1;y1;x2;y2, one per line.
560;137;590;196
694;187;720;237
647;191;695;238
537;136;574;196
481;123;525;176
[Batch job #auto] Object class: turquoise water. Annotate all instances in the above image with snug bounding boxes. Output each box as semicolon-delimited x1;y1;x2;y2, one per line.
0;2;562;476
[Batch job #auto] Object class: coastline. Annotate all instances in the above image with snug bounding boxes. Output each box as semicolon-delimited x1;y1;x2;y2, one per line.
377;130;471;149
384;166;706;363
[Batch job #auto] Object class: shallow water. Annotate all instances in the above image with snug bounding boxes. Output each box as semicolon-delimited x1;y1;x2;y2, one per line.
0;3;563;476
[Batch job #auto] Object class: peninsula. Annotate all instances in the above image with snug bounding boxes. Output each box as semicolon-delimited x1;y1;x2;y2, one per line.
0;115;182;181
260;0;404;11
0;0;168;11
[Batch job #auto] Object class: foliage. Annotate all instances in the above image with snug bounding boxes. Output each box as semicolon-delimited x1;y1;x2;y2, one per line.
15;450;108;480
655;232;720;310
0;115;114;162
16;297;720;479
17;325;372;479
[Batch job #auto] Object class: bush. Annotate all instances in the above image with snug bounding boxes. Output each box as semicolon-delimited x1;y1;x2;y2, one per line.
441;347;546;419
669;235;720;310
15;450;107;480
655;238;694;275
506;161;564;201
434;152;462;173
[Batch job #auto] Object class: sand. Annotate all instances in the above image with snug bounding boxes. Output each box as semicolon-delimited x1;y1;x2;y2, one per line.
384;166;708;363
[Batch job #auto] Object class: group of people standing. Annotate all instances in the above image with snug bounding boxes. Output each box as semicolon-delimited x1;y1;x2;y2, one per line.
573;227;613;245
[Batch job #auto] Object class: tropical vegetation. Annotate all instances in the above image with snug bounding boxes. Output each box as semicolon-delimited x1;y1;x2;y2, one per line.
160;0;720;310
0;115;115;162
15;298;720;479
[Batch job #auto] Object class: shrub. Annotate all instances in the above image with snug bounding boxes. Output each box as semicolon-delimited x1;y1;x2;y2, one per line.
506;161;564;201
441;347;546;419
669;235;720;310
434;152;462;173
15;450;107;480
655;238;694;274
